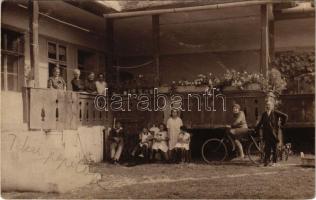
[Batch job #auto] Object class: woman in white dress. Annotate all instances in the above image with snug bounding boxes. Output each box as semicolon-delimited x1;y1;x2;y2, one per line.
167;109;183;162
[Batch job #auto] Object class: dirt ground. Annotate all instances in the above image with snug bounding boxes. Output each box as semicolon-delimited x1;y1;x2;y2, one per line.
2;156;315;199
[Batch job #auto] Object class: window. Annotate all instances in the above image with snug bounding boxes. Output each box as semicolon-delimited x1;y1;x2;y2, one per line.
1;29;24;91
77;49;95;81
47;41;68;84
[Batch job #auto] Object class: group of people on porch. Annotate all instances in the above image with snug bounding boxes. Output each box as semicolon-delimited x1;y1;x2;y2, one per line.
47;66;107;94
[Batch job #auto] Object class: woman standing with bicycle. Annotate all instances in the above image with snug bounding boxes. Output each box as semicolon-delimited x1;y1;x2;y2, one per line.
226;103;249;159
256;100;288;167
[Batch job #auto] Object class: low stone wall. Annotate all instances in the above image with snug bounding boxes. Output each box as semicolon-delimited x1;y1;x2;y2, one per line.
1;126;104;193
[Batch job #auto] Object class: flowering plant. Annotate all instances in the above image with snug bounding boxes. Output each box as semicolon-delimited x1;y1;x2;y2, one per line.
268;68;287;95
216;69;271;91
264;68;288;107
171;69;280;93
174;73;220;87
208;73;221;87
219;69;245;90
244;72;269;90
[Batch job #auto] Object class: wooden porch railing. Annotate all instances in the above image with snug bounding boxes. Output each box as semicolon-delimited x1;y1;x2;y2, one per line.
179;90;266;129
28;88;109;130
110;88;267;129
26;88;314;131
181;91;315;129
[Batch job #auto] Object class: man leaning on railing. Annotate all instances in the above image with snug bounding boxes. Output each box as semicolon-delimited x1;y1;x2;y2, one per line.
71;69;84;92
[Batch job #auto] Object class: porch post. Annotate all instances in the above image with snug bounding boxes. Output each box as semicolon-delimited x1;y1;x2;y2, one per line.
104;19;115;161
152;15;160;86
269;20;275;61
116;65;120;86
29;0;40;87
260;4;269;78
106;18;114;85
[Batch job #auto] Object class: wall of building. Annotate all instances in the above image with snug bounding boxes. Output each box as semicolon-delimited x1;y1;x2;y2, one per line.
1;92;104;163
1;91;104;193
1;2;109;192
1;2;106;51
113;6;315;84
1;92;28;131
1;129;102;193
275;18;315;51
1;2;106;89
1;91;104;192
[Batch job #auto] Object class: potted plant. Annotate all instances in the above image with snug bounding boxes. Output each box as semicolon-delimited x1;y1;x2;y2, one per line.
244;73;268;91
170;73;220;93
159;84;170;93
176;79;196;92
219;69;245;91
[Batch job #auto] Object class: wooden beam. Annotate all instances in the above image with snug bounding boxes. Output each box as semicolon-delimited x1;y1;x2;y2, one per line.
29;0;39;87
274;11;315;20
115;66;120;86
105;18;115;85
152;15;160;86
103;0;278;19
260;4;269;78
269;20;275;61
273;2;296;11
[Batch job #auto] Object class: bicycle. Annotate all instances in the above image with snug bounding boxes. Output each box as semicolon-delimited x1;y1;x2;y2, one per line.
201;128;264;165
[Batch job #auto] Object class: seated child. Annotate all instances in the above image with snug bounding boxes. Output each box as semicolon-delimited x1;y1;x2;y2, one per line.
109;121;124;164
152;123;169;162
149;123;160;160
131;127;153;160
149;123;160;136
174;125;191;163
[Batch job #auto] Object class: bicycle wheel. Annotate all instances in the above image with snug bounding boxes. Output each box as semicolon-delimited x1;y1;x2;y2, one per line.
248;139;264;165
201;138;228;164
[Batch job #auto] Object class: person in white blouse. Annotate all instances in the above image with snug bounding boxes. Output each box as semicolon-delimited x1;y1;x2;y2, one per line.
149;123;160;161
167;109;183;162
174;125;191;163
95;73;107;95
152;123;169;162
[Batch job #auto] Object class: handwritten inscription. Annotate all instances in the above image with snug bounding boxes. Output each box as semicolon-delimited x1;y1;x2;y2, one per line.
7;133;97;178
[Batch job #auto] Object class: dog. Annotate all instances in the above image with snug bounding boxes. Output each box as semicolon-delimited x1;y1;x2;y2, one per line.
277;143;292;161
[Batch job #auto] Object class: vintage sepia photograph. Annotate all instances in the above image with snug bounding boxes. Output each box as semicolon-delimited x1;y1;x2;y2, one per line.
1;0;315;199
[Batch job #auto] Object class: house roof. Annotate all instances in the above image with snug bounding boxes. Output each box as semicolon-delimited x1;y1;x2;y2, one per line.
65;0;298;17
95;0;254;12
